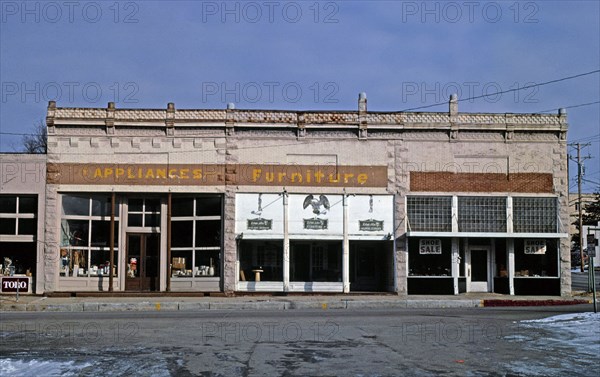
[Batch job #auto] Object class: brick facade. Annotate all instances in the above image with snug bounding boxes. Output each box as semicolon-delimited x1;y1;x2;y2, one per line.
410;172;554;193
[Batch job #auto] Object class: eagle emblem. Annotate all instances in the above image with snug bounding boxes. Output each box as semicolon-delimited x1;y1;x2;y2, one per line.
303;194;330;215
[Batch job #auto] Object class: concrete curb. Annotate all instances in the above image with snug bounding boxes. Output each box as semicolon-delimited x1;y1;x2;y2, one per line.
1;297;591;313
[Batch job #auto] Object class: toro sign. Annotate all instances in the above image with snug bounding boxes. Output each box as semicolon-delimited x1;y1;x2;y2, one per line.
1;277;29;293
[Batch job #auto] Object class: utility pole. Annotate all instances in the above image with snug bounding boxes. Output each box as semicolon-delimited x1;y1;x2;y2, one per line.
569;143;591;272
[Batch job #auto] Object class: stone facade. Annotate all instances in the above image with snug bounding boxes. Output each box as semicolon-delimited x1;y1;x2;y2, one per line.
34;95;572;295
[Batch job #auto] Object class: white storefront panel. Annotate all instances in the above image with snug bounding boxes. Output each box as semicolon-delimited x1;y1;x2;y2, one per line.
235;193;284;238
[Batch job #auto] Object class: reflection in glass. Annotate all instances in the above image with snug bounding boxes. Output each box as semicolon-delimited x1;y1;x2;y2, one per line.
172;221;193;247
195;220;221;247
0;196;16;213
18;196;37;214
62;195;90;216
196;197;221;216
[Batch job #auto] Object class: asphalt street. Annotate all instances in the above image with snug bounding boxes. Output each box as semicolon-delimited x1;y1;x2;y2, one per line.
1;305;598;376
572;270;600;291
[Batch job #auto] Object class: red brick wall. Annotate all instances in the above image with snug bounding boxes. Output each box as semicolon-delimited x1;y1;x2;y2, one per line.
410;172;553;193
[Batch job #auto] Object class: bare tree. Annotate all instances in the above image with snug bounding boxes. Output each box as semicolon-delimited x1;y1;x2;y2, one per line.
22;119;47;154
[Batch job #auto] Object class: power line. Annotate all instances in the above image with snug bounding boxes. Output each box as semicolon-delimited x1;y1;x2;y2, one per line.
539;100;600;113
0;132;37;136
570;134;600;143
400;69;600;111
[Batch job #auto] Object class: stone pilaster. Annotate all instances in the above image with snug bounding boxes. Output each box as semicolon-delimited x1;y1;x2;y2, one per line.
43;184;59;292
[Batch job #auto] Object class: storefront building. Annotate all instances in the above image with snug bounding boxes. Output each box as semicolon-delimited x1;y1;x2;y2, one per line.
2;94;570;295
0;154;46;294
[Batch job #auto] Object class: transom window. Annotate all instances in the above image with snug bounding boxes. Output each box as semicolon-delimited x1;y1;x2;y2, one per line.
513;197;558;233
128;198;161;228
458;196;507;232
407;196;452;232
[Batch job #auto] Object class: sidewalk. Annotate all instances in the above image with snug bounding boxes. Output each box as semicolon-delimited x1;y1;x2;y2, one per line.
0;292;593;312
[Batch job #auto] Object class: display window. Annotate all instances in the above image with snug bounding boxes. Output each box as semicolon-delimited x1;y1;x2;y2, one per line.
170;196;222;278
514;238;558;277
290;241;342;282
59;194;119;277
0;195;38;278
238;240;283;282
408;238;452;276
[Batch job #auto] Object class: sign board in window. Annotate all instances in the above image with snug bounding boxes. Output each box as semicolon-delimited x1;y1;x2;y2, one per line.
359;220;384;232
304;218;328;230
419;239;442;254
524;239;546;254
247;219;272;231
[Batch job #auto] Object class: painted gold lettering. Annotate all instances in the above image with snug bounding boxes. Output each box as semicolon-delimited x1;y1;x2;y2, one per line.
278;172;287;182
192;169;202;179
357;173;368;185
343;173;354;183
266;172;275;183
93;168;103;178
315;171;324;183
104;168;113;177
127;168;135;179
145;169;155;178
116;168;125;178
180;169;189;179
156;169;166;179
329;173;340;183
252;169;262;182
168;169;178;178
291;172;302;183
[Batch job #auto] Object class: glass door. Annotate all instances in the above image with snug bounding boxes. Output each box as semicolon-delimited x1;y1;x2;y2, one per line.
468;247;490;292
125;233;160;291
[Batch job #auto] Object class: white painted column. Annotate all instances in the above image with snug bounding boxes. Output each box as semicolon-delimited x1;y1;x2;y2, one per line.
464;238;470;293
283;192;290;292
451;196;459;232
508;238;515;295
452;237;459;295
342;194;350;293
506;196;513;233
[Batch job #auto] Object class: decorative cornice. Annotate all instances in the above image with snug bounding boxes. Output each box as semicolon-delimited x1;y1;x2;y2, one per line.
49;96;568;139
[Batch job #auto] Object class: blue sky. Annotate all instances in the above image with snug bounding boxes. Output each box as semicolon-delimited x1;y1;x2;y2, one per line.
1;0;599;192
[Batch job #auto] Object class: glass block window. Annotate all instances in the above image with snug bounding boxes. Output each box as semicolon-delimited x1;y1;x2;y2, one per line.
60;194;119;278
0;195;37;236
170;196;222;279
513;197;557;233
407;196;452;232
458;197;506;232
